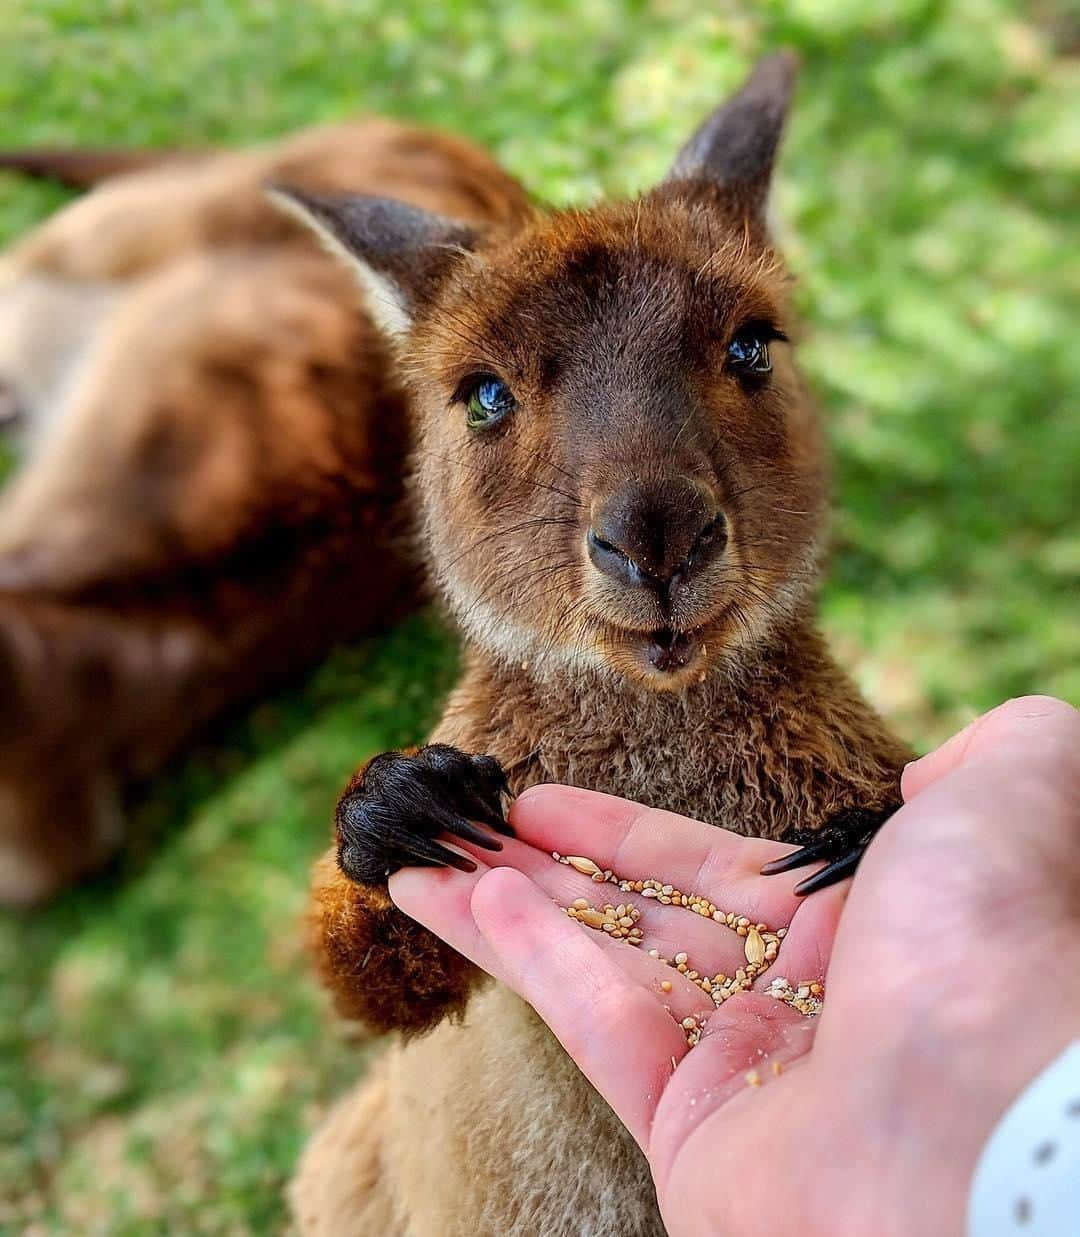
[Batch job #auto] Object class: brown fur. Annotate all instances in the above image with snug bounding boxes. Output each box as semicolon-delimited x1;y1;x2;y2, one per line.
309;798;478;1035
291;58;914;1236
0;119;527;283
0;119;530;904
291;1062;405;1233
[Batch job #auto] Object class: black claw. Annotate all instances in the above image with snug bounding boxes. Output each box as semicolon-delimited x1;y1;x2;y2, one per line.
793;850;862;896
760;835;840;876
335;744;513;885
465;794;512;836
475;808;511;838
411;798;490;850
760;802;902;897
398;833;478;872
443;815;505;852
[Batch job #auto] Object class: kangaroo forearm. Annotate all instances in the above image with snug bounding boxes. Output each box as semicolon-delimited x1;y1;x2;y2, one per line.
308;848;480;1035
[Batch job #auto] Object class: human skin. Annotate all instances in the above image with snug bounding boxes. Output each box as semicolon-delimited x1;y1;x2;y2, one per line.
391;695;1080;1236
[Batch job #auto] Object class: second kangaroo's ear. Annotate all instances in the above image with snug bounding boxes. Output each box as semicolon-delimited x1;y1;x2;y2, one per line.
666;51;798;219
269;188;478;338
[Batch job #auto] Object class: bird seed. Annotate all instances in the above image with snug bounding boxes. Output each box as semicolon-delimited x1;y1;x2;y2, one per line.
551;850;824;1031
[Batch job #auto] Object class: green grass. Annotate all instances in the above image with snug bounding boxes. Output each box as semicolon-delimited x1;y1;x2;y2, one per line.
1;1;1076;1231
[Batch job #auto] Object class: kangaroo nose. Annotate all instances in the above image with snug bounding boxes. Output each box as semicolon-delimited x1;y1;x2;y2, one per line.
587;478;724;594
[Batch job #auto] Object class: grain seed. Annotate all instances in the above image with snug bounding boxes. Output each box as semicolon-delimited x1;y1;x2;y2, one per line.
564;855;601;876
550;852;797;1002
744;927;766;966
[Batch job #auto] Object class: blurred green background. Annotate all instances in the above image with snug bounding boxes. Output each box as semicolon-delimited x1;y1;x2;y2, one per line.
1;1;1076;1232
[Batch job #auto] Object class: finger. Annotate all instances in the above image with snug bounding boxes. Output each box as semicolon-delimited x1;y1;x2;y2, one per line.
471;866;689;1148
389;860;506;981
510;785;799;926
754;879;844;993
647;885;844;1184
392;861;716;1023
900;713;987;799
649;993;819;1185
449;831;791;985
902;695;1079;799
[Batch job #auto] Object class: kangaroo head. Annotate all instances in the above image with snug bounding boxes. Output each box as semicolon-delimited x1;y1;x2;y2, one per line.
279;53;827;691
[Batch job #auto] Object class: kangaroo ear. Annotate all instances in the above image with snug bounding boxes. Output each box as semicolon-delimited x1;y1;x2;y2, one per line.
666;52;798;219
269;188;478;338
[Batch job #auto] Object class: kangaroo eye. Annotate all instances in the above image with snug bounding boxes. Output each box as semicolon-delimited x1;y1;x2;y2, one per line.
463;375;517;430
727;323;781;376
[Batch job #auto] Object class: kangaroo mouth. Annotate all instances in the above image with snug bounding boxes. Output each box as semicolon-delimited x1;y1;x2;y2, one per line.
596;610;730;688
646;628;696;673
610;622;713;687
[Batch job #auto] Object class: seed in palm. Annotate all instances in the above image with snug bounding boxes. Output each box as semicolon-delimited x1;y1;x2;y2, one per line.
552;851;817;1029
765;976;824;1017
564;899;644;945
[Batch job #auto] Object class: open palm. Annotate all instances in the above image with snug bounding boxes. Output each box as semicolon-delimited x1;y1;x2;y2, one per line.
390;697;1080;1237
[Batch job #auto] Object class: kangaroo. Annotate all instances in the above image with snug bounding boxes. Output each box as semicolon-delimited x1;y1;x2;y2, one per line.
282;54;912;1236
0;119;529;904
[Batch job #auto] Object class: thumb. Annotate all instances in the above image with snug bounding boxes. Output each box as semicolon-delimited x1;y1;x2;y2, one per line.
902;695;1079;800
470;866;686;1147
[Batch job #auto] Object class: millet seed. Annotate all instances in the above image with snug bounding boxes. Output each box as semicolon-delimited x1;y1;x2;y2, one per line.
549;851;817;1018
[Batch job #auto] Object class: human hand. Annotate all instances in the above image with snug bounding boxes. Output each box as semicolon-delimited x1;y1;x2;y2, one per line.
390;696;1080;1237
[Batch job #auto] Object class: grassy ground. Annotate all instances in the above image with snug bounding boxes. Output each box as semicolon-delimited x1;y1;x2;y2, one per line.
1;1;1076;1232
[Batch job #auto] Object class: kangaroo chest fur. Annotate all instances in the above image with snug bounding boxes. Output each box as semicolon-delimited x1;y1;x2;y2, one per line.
436;632;907;840
389;982;665;1237
383;638;907;1237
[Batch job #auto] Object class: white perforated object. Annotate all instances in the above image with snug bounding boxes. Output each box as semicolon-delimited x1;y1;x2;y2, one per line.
968;1041;1080;1236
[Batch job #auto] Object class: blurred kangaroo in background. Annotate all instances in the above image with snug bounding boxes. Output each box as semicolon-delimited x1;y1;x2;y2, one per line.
0;120;530;906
